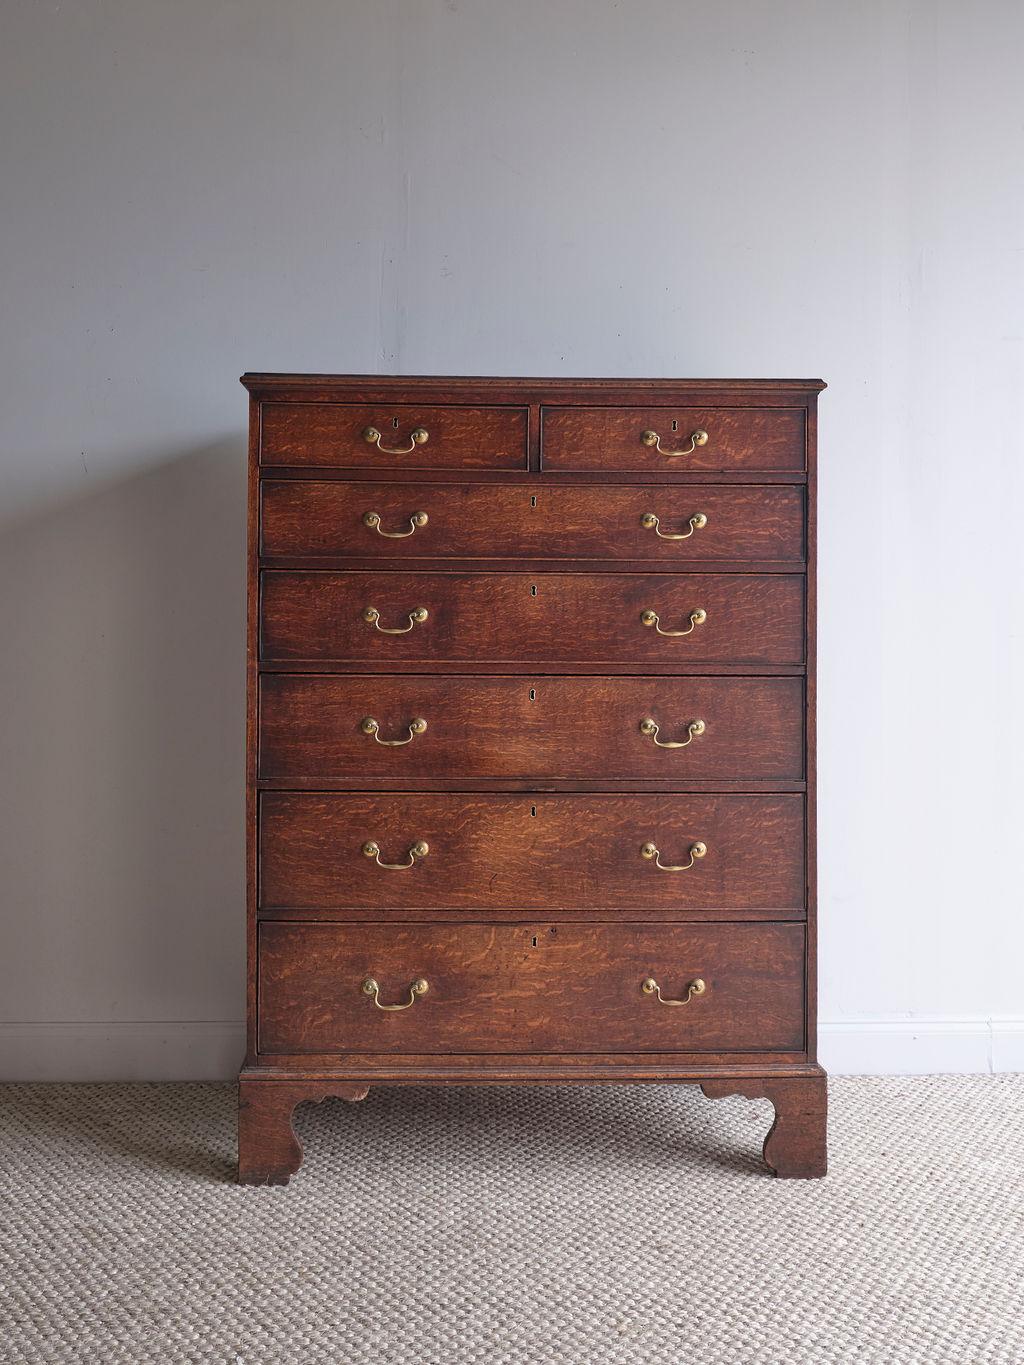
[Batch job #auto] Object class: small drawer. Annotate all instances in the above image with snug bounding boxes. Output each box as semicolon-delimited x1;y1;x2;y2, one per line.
257;920;806;1055
259;674;805;782
259;571;805;666
260;403;528;470
542;406;805;473
259;481;806;562
258;792;805;913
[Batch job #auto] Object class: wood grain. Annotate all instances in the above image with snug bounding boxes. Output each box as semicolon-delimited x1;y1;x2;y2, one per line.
260;481;805;562
257;921;806;1056
258;674;805;782
541;406;805;473
258;792;805;913
260;571;806;666
260;403;528;469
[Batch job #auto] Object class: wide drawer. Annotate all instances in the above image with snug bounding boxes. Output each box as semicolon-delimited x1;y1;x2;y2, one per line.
260;403;528;470
541;407;805;473
257;920;805;1054
259;675;804;781
260;481;805;562
260;571;805;666
258;793;805;913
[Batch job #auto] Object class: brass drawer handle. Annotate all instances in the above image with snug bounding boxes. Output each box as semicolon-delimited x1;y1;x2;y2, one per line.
362;839;429;869
362;425;429;455
640;717;706;749
641;976;706;1006
363;510;429;538
362;977;429;1011
641;607;707;636
362;606;429;634
640;511;708;540
361;716;427;746
640;427;708;457
641;840;707;871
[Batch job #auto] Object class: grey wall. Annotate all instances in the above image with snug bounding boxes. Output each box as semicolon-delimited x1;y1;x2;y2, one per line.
2;0;1022;1078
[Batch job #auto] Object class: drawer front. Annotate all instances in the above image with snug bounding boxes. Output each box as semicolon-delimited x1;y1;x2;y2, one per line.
260;403;528;470
257;920;806;1054
542;407;805;473
260;481;805;562
260;571;805;666
259;675;804;782
259;793;805;912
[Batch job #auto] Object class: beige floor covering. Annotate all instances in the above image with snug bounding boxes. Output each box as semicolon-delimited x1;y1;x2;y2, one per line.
0;1077;1021;1364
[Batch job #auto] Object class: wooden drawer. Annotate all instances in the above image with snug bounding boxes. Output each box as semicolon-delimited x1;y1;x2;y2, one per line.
257;921;806;1054
260;481;805;562
259;675;804;782
259;571;805;666
258;792;805;913
259;403;528;470
541;407;805;473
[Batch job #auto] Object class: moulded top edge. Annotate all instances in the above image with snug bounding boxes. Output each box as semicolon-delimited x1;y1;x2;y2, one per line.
240;373;827;394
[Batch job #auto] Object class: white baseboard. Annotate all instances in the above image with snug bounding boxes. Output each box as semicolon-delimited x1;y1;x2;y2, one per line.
0;1021;246;1082
0;1017;1021;1082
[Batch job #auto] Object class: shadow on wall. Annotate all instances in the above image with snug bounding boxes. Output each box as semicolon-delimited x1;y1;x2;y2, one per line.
0;440;247;1030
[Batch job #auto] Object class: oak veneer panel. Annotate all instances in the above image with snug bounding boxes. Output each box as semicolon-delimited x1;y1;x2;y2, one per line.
259;675;805;782
260;403;528;470
260;482;805;562
258;792;805;913
541;407;805;473
260;571;805;666
257;921;806;1055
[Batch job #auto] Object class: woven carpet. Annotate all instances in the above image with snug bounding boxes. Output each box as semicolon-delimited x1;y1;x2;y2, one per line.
0;1078;1021;1364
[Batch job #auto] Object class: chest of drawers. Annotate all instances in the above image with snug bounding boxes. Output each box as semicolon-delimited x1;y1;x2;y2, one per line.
237;374;827;1184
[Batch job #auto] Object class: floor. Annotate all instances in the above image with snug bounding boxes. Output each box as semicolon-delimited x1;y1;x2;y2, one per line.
0;1077;1021;1364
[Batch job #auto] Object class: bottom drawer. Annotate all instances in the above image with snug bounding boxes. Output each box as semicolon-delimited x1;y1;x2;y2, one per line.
257;921;805;1055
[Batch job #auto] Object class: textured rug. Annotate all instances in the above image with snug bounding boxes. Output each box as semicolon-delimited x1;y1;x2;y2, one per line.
0;1077;1021;1364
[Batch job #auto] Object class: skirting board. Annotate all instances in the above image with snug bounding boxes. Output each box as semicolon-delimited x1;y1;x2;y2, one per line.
0;1018;1022;1082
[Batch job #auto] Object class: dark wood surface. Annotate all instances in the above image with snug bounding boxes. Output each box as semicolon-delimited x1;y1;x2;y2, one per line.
258;792;805;913
260;571;806;666
260;481;805;562
239;374;825;1183
260;402;529;469
258;674;805;782
541;406;805;472
257;921;805;1056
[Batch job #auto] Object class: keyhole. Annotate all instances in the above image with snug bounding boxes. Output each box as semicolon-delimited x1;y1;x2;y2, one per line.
530;584;537;597
530;805;537;817
529;688;536;701
671;419;678;432
392;417;399;429
530;495;537;508
531;936;538;948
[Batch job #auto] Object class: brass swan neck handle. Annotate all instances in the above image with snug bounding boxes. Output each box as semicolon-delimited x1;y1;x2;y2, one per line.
362;977;429;1010
640;718;706;749
640;840;707;871
640;511;708;540
641;977;706;1006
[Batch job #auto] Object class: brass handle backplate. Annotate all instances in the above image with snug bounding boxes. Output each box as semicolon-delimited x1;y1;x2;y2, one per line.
362;839;429;869
363;510;429;538
640;718;706;749
362;977;429;1011
641;608;707;636
362;425;429;455
640;428;708;457
641;511;708;540
641;976;706;1006
361;716;427;746
362;606;429;634
641;840;707;871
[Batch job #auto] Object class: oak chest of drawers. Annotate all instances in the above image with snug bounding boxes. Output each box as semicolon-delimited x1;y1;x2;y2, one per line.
238;374;827;1184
